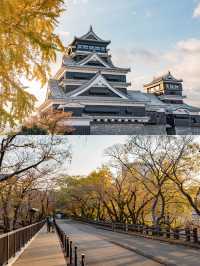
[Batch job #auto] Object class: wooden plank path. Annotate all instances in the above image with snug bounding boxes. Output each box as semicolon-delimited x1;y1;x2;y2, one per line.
13;226;66;266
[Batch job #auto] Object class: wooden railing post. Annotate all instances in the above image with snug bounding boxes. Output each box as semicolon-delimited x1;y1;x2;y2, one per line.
152;226;155;236
112;223;115;232
125;222;128;232
185;228;191;242
159;226;163;237
6;234;9;265
14;232;16;256
70;241;73;265
193;228;198;243
166;227;170;238
66;237;69;257
158;226;161;236
74;246;78;266
145;225;149;235
174;228;180;240
81;254;85;266
155;226;157;236
140;225;143;234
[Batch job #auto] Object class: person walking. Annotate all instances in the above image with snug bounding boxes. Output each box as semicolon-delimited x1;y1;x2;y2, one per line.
49;216;54;232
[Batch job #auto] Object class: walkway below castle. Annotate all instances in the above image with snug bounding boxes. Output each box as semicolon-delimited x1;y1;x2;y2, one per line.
58;220;200;266
13;226;66;266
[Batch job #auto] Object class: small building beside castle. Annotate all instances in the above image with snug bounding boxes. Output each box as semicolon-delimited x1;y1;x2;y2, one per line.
38;26;200;135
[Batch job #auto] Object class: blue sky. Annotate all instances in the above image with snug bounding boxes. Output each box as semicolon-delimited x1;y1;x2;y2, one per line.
28;0;200;107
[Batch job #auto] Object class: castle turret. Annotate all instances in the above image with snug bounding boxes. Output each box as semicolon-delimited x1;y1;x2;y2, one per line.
144;72;186;104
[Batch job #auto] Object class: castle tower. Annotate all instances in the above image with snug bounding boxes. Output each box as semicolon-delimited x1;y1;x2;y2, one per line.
38;27;200;135
144;72;185;104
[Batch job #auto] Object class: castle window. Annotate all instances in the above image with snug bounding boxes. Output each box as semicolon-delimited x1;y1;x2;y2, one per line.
86;61;105;67
77;44;81;49
103;74;126;83
170;84;176;89
77;44;91;50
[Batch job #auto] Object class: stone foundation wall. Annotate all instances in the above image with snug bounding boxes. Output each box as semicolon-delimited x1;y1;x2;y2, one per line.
68;122;200;135
143;125;167;135
191;127;200;135
90;123;167;135
175;127;200;135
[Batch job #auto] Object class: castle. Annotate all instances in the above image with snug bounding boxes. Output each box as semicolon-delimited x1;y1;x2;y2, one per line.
38;26;200;135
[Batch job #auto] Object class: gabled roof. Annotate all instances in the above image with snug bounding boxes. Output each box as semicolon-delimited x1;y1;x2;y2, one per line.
61;54;130;72
78;53;111;68
70;26;111;46
144;72;183;87
66;71;128;99
80;25;107;42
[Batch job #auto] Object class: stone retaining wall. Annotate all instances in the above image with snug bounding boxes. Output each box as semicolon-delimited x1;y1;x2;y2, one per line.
90;123;167;135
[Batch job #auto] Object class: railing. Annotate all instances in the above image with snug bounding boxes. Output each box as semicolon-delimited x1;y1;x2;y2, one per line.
0;220;45;266
74;217;200;246
54;221;85;266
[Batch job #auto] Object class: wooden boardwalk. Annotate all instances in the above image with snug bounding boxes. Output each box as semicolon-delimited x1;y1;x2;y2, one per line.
13;226;66;266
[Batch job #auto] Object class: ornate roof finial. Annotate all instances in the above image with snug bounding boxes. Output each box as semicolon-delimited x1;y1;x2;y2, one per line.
168;71;171;75
90;25;93;32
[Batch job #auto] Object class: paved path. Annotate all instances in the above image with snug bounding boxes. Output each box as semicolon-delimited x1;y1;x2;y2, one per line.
58;220;161;266
58;220;200;266
13;226;66;266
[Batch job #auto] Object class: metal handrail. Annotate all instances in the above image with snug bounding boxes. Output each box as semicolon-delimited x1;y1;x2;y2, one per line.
0;220;45;266
0;221;45;239
74;217;200;245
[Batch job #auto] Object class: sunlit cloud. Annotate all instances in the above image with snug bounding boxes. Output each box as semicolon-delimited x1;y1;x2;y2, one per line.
112;38;200;107
58;30;71;37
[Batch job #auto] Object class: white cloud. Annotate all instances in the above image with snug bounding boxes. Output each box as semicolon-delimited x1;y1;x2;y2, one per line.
163;38;200;106
177;38;200;52
193;2;200;18
112;38;200;107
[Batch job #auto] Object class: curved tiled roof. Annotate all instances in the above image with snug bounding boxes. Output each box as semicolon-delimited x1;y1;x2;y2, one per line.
62;53;130;72
70;26;111;46
78;53;111;68
144;72;183;87
65;71;128;99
